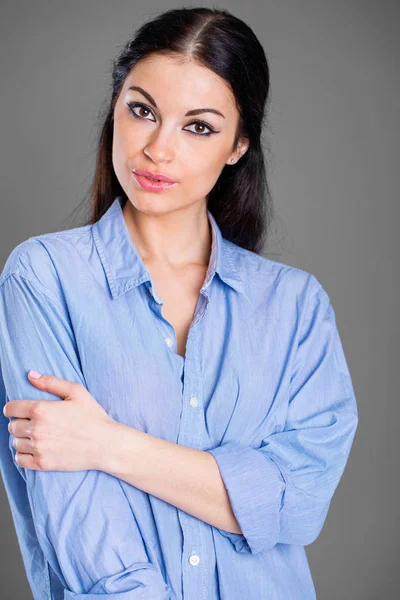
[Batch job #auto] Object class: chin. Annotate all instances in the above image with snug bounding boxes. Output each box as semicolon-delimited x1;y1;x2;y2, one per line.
124;193;180;217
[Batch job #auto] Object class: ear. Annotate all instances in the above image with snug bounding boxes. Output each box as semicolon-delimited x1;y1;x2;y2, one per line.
227;137;250;165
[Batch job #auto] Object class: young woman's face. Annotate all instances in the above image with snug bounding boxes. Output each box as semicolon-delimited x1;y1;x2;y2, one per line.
112;54;249;216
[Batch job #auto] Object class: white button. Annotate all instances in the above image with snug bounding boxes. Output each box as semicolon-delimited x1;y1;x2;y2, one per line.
165;337;173;347
189;396;198;407
189;554;200;566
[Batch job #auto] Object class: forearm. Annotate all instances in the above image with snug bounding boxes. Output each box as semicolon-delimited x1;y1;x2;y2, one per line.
100;421;242;534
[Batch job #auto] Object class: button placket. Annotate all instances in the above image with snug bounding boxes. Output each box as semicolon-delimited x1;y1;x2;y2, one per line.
145;285;180;356
189;396;198;407
189;554;200;566
165;337;173;348
177;313;208;599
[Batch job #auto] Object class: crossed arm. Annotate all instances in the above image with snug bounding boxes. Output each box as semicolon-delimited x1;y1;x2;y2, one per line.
1;264;358;570
100;421;242;534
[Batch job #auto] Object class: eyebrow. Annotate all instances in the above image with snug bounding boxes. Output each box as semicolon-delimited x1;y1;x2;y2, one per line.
127;86;225;119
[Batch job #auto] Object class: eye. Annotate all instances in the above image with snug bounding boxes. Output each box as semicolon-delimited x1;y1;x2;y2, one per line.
127;102;156;122
126;102;218;137
184;121;216;137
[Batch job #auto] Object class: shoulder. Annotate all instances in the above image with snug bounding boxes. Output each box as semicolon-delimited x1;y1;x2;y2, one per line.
226;240;325;303
0;224;93;302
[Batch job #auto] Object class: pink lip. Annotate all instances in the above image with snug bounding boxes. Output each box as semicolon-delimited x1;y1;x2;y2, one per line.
133;169;176;184
132;171;177;192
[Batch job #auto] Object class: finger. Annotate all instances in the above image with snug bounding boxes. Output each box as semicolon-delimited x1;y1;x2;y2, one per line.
8;417;31;437
15;451;41;470
27;371;77;399
3;400;37;419
12;437;33;454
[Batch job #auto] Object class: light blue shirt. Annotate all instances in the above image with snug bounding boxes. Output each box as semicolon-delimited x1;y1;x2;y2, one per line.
0;195;358;599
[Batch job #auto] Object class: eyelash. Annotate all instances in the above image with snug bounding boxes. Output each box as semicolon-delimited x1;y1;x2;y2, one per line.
126;102;217;137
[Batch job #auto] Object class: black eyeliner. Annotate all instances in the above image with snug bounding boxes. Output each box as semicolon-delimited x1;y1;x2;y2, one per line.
125;101;218;137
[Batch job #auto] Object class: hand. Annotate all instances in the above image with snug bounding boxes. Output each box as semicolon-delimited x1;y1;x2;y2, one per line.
3;370;115;472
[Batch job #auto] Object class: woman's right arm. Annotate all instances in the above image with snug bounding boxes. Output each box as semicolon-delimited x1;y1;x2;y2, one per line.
0;256;170;599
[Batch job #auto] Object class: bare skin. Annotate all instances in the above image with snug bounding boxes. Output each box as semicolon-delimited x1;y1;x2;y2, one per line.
123;200;212;358
112;53;249;359
147;260;209;358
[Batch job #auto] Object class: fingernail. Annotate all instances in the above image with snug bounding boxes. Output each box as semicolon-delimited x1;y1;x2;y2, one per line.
29;370;42;379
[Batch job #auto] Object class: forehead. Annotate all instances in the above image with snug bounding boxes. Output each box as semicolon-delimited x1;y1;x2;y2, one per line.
124;54;236;112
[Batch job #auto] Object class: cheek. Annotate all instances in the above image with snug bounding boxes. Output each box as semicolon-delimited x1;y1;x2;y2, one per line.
112;125;138;176
195;148;227;180
111;139;125;182
113;122;134;156
183;159;224;197
112;127;124;164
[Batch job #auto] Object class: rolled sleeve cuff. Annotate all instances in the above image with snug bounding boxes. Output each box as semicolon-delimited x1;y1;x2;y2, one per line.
63;562;171;599
64;592;169;600
208;442;287;554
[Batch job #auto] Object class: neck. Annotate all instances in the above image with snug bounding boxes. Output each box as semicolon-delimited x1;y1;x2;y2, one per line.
122;200;212;271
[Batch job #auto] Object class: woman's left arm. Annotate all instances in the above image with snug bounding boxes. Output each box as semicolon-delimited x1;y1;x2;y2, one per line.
101;417;242;534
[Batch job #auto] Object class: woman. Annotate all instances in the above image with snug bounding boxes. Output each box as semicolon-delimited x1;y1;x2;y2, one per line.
0;7;358;600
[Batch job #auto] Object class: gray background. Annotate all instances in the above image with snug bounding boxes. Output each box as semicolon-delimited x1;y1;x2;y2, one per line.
0;1;397;598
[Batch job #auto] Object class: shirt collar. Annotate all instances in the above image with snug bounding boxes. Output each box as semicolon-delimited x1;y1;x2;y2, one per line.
92;196;245;300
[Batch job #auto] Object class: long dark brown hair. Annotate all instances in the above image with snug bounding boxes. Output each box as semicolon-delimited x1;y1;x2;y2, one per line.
65;6;278;255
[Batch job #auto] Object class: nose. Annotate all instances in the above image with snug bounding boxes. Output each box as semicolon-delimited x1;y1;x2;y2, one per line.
143;125;175;163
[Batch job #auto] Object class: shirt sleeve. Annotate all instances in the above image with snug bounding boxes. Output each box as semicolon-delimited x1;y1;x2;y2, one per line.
0;271;170;599
207;282;359;555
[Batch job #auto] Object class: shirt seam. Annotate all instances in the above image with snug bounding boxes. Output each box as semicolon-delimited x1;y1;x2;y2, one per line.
288;275;323;396
298;276;323;340
0;270;66;315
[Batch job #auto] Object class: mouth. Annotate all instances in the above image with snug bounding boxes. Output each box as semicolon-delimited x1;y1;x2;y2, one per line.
132;171;178;192
133;169;176;183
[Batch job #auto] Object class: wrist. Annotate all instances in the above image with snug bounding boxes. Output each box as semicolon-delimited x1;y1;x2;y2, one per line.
92;418;121;472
